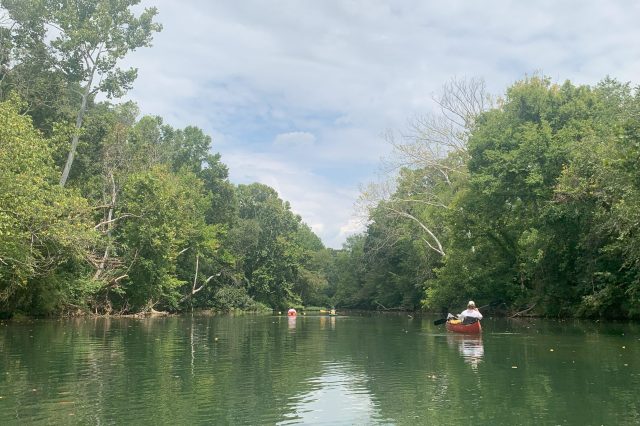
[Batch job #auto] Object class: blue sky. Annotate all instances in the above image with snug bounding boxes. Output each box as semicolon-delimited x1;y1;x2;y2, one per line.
124;0;640;248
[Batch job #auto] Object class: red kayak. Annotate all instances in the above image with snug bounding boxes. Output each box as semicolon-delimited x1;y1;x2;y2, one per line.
446;320;482;334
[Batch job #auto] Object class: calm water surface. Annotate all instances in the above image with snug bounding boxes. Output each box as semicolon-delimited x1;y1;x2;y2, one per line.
0;313;639;425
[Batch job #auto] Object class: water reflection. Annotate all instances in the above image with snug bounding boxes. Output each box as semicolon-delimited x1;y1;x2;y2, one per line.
1;315;639;425
279;362;384;425
288;315;297;331
318;315;336;330
447;334;484;369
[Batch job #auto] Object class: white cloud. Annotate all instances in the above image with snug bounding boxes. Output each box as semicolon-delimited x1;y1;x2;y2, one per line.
310;223;325;234
339;217;366;240
124;0;640;248
273;131;316;148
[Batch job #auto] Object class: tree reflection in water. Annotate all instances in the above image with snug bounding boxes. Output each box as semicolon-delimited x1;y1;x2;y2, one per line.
447;334;484;369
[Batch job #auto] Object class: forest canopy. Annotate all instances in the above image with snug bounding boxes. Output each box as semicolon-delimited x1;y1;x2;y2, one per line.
353;76;640;319
1;1;639;318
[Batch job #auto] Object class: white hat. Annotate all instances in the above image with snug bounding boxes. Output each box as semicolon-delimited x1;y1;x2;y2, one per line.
468;300;476;307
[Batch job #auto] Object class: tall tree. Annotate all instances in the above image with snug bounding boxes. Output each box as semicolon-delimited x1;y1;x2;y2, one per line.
1;0;161;186
427;77;629;315
0;96;94;314
361;77;491;259
113;166;210;312
231;184;304;309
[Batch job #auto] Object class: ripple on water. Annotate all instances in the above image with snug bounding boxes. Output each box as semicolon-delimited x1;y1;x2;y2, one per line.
276;361;391;425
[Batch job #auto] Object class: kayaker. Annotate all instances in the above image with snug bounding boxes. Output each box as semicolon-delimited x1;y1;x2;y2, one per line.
459;301;482;324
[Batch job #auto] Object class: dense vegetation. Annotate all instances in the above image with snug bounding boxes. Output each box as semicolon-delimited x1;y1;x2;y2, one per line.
0;0;331;316
2;1;639;318
347;77;640;319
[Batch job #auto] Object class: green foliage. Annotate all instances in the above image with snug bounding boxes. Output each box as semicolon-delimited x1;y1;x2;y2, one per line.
2;0;162;96
0;96;94;315
0;1;330;318
5;0;638;319
337;76;640;319
212;286;264;312
330;235;367;308
230;184;305;309
114;167;205;311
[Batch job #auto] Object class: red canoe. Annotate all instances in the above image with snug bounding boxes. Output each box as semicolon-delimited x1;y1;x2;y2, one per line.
446;320;482;334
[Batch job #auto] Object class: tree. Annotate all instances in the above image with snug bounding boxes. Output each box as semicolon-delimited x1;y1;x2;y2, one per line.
361;77;492;259
554;79;640;317
0;96;94;314
425;77;634;315
331;235;367;308
231;183;304;309
113;166;209;312
0;3;76;136
1;0;162;186
87;102;139;298
291;223;328;306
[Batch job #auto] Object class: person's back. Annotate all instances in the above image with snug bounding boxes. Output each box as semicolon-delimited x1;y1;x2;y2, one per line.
459;301;482;322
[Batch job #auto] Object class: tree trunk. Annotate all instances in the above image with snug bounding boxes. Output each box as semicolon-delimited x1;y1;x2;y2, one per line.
60;66;95;186
94;171;117;280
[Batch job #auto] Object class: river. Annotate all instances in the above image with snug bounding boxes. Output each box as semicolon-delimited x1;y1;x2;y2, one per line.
0;313;638;425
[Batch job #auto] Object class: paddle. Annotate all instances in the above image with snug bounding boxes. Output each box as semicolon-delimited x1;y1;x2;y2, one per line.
433;317;448;326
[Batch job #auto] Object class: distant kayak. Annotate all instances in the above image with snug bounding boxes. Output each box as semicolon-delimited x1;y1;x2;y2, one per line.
446;320;482;334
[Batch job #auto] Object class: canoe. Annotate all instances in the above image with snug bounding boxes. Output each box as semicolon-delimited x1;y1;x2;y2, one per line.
446;320;482;334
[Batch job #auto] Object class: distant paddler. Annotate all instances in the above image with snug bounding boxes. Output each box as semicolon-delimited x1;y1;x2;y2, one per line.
287;308;297;316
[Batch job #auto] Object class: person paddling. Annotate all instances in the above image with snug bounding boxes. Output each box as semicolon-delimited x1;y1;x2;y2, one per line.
459;301;482;324
434;301;484;326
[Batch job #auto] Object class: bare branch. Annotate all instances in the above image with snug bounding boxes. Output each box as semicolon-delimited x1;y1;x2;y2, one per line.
93;213;139;229
360;77;493;260
393;198;449;209
110;274;128;286
204;274;219;284
192;254;199;294
383;206;446;256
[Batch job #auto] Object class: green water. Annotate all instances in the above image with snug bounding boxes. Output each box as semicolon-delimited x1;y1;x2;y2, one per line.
0;313;638;425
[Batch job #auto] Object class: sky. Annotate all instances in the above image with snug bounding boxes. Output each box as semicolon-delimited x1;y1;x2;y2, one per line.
123;0;640;248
